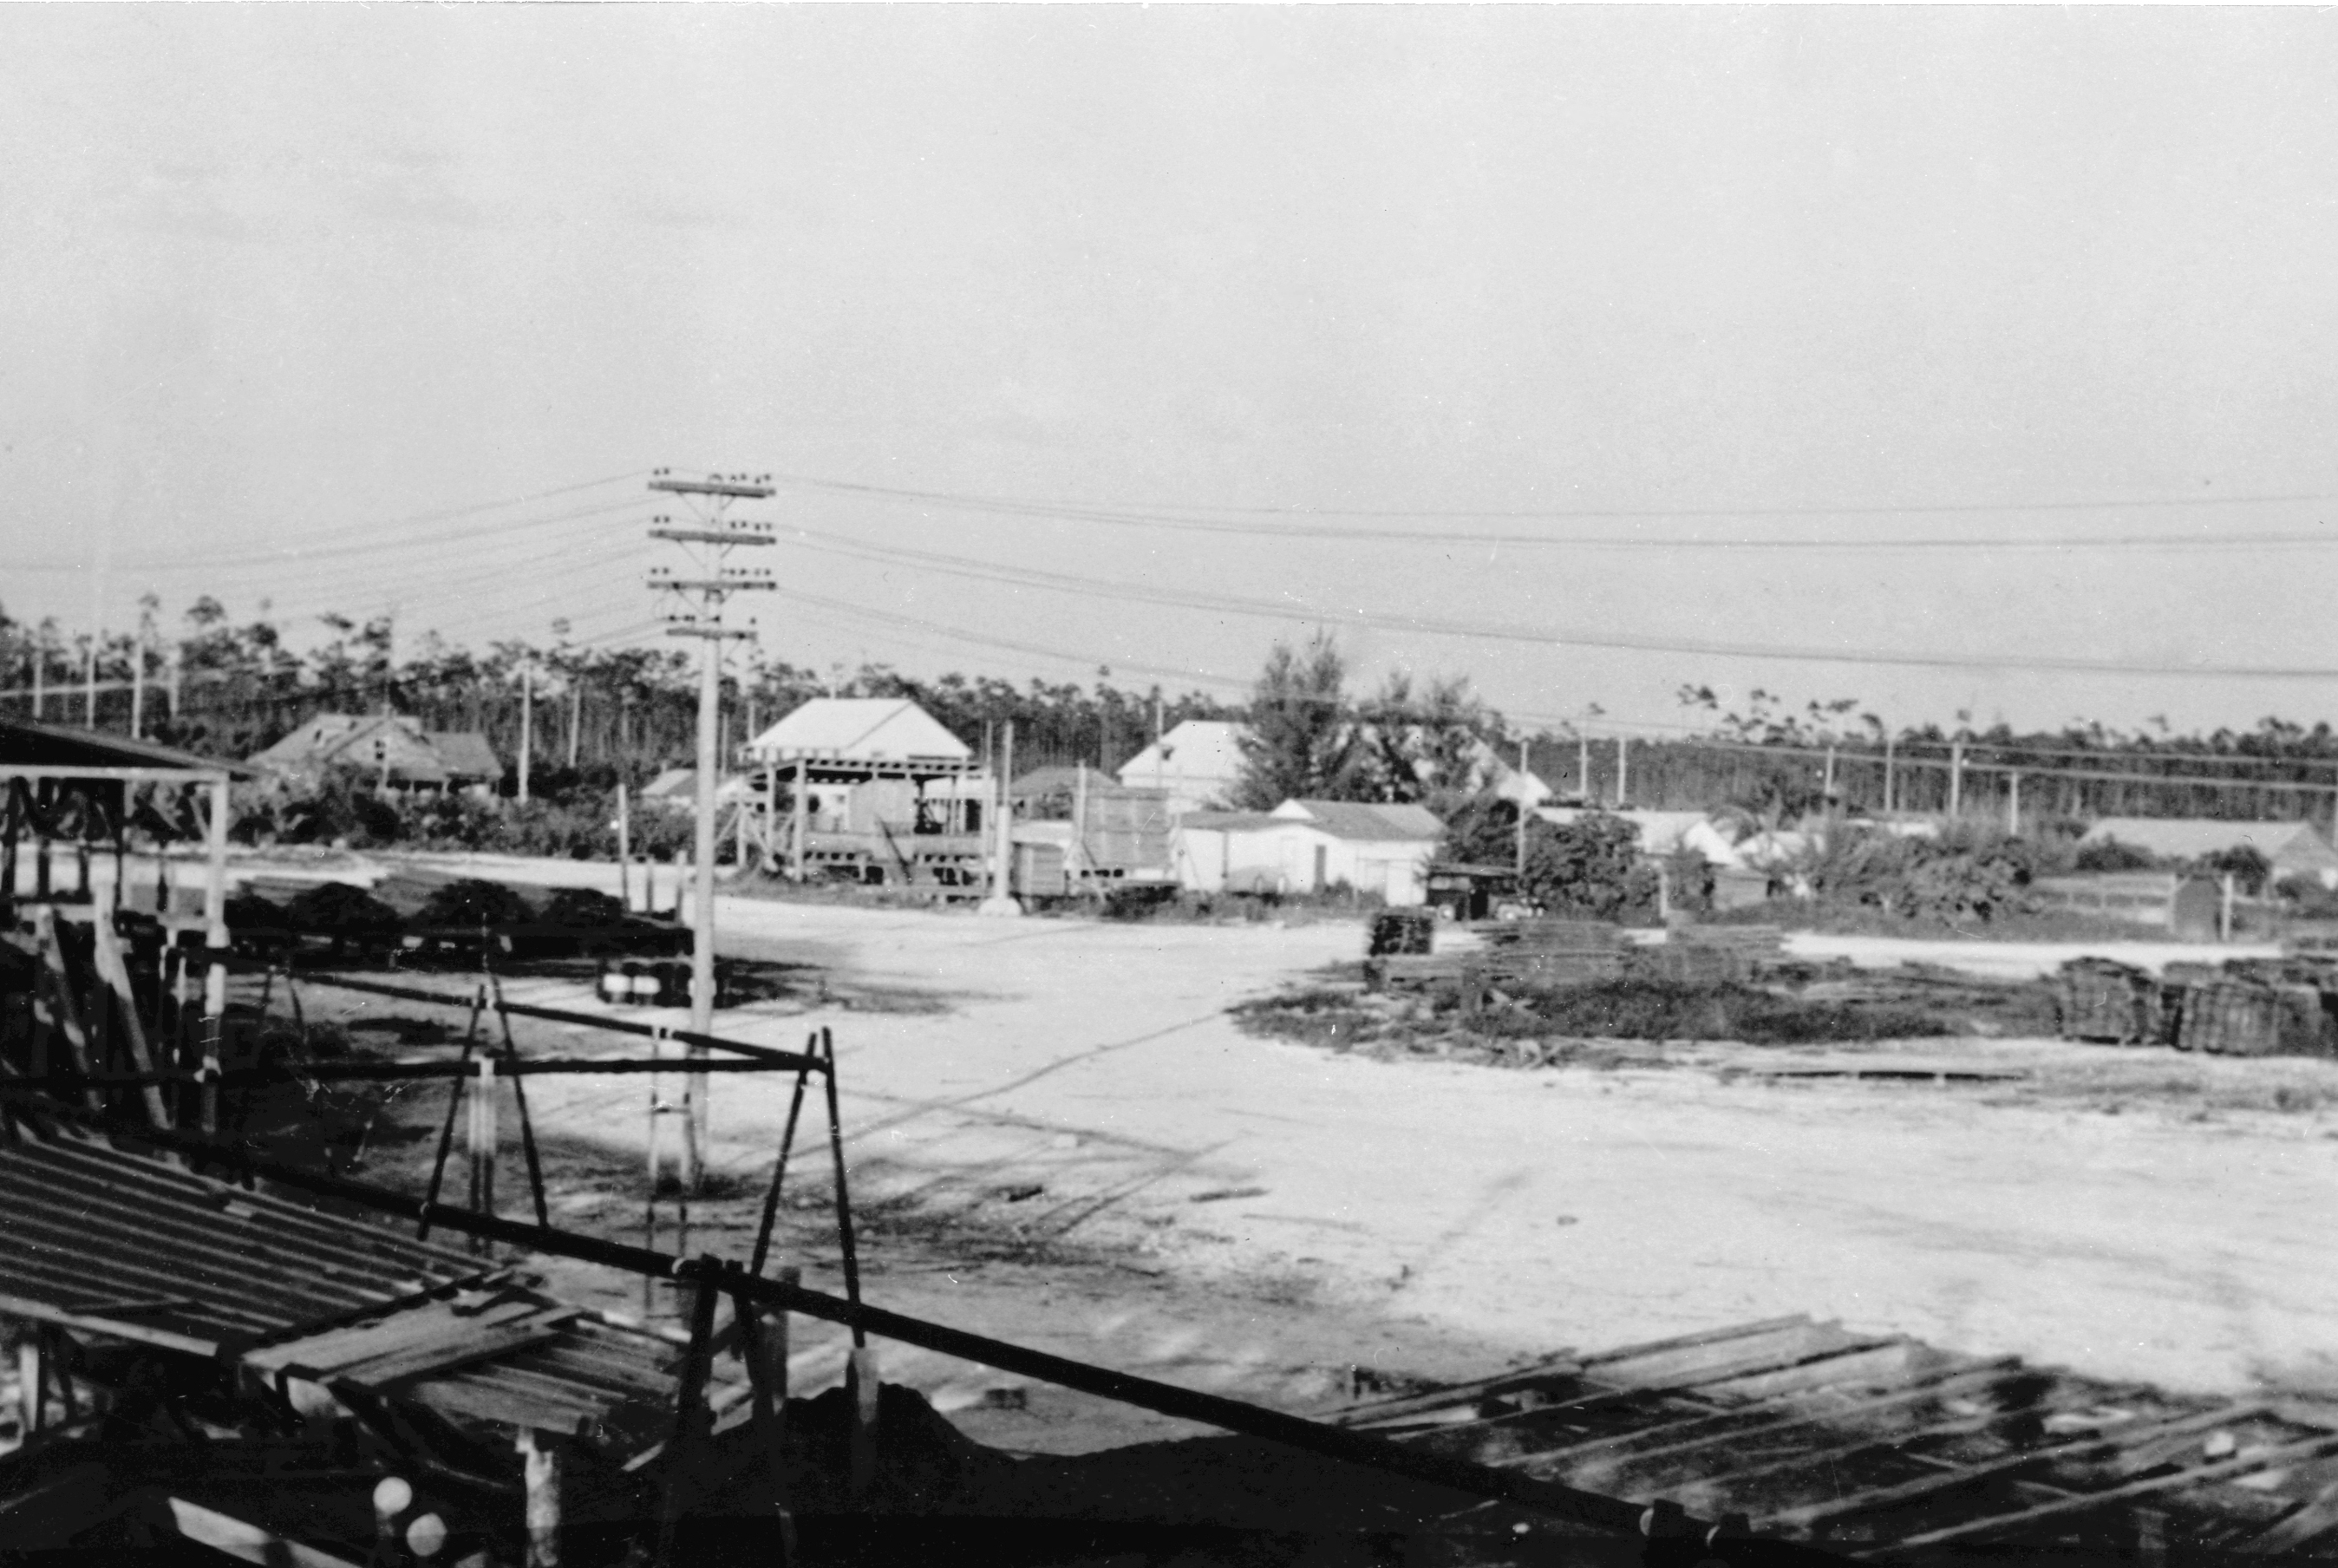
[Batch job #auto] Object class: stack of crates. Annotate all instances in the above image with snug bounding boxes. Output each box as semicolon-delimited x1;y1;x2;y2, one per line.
2070;956;2338;1058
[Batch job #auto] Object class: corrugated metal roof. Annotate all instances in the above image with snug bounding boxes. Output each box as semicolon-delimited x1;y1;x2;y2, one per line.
0;1134;487;1356
745;698;972;765
0;1134;706;1452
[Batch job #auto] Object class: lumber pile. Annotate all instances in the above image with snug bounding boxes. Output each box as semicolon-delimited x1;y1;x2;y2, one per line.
1473;919;1629;985
1640;925;1787;985
2056;957;2338;1058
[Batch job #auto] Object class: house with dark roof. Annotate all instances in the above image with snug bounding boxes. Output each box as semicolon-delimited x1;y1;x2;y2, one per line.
247;714;503;794
1172;797;1445;905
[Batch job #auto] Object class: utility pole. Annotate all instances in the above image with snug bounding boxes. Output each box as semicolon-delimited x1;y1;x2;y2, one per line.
648;469;775;1192
518;661;533;805
1577;727;1590;804
981;720;1020;916
1949;740;1965;820
129;624;147;741
1515;739;1531;874
1615;735;1629;808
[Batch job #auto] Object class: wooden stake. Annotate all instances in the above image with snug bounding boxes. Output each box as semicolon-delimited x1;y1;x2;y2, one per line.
617;781;632;911
519;1428;562;1568
467;1055;498;1253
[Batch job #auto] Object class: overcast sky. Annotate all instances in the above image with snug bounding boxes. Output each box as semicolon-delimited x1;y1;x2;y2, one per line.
7;6;2338;739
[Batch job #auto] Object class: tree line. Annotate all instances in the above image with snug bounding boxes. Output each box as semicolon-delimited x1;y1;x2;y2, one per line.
8;598;2335;826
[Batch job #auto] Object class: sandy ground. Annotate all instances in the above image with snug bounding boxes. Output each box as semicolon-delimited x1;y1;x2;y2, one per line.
313;854;2338;1405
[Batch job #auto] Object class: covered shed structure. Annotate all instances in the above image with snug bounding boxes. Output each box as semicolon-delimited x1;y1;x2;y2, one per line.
1;718;252;1137
742;697;984;886
1173;799;1444;906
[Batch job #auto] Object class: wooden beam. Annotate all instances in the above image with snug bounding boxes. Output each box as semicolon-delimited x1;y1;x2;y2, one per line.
2242;1469;2338;1555
88;913;172;1129
1881;1431;2338;1552
1768;1402;2273;1533
31;908;103;1112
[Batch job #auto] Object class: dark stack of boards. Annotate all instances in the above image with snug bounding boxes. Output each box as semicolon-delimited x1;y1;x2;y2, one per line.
2057;955;2338;1057
1335;1313;2338;1558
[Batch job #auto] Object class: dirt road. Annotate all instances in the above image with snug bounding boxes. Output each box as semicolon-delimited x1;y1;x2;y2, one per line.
401;855;2338;1400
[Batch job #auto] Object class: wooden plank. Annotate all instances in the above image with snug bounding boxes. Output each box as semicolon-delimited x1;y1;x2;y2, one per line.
1589;1319;1851;1385
247;1297;554;1377
88;914;173;1130
2241;1470;2338;1555
7;1140;476;1284
0;1147;470;1299
407;1374;610;1436
1771;1402;2272;1533
164;1496;365;1568
1509;1359;2028;1476
1880;1432;2338;1553
362;1322;568;1388
31;908;103;1112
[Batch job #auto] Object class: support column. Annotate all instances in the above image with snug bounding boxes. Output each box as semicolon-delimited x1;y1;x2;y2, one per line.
791;759;808;881
16;1329;42;1439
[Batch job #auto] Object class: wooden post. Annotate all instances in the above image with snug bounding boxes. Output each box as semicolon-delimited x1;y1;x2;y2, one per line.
617;781;632;911
1515;740;1529;873
1883;729;1897;814
1577;729;1590;802
17;1330;42;1438
567;679;581;770
1614;734;1628;807
2007;770;2021;837
198;778;231;1135
467;1055;497;1251
130;628;145;740
1823;743;1837;804
847;1343;881;1502
792;758;808;881
518;1428;562;1568
1072;762;1089;888
2221;872;2237;944
1948;742;1964;820
91;913;172;1129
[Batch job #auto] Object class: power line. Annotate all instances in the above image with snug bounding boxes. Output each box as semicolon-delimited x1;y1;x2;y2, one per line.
13;475;649;574
774;526;2338;682
764;467;2335;528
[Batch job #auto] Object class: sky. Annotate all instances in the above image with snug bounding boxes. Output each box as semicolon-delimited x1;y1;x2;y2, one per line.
7;7;2338;741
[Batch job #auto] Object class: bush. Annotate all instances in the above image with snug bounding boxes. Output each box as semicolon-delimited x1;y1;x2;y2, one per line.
1804;822;2038;926
1519;813;1660;924
415;879;537;930
542;886;628;927
282;882;403;936
2074;835;2158;873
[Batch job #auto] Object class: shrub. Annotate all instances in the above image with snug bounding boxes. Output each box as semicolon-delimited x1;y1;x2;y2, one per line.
415;879;536;930
1520;813;1660;924
542;886;628;927
282;882;403;936
2074;835;2158;873
1804;822;2037;925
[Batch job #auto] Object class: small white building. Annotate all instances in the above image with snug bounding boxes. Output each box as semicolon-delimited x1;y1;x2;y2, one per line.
1173;798;1444;905
1115;720;1249;818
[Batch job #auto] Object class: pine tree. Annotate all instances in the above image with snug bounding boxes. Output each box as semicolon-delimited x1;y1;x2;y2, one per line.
1232;632;1359;808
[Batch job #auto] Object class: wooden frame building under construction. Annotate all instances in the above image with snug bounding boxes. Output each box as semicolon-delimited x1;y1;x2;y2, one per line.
741;698;986;888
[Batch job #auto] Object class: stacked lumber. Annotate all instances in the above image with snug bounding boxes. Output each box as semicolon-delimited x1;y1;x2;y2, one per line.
1333;1312;2338;1558
1639;926;1788;985
2053;957;2156;1045
1366;909;1435;958
1474;920;1629;985
2059;957;2338;1058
